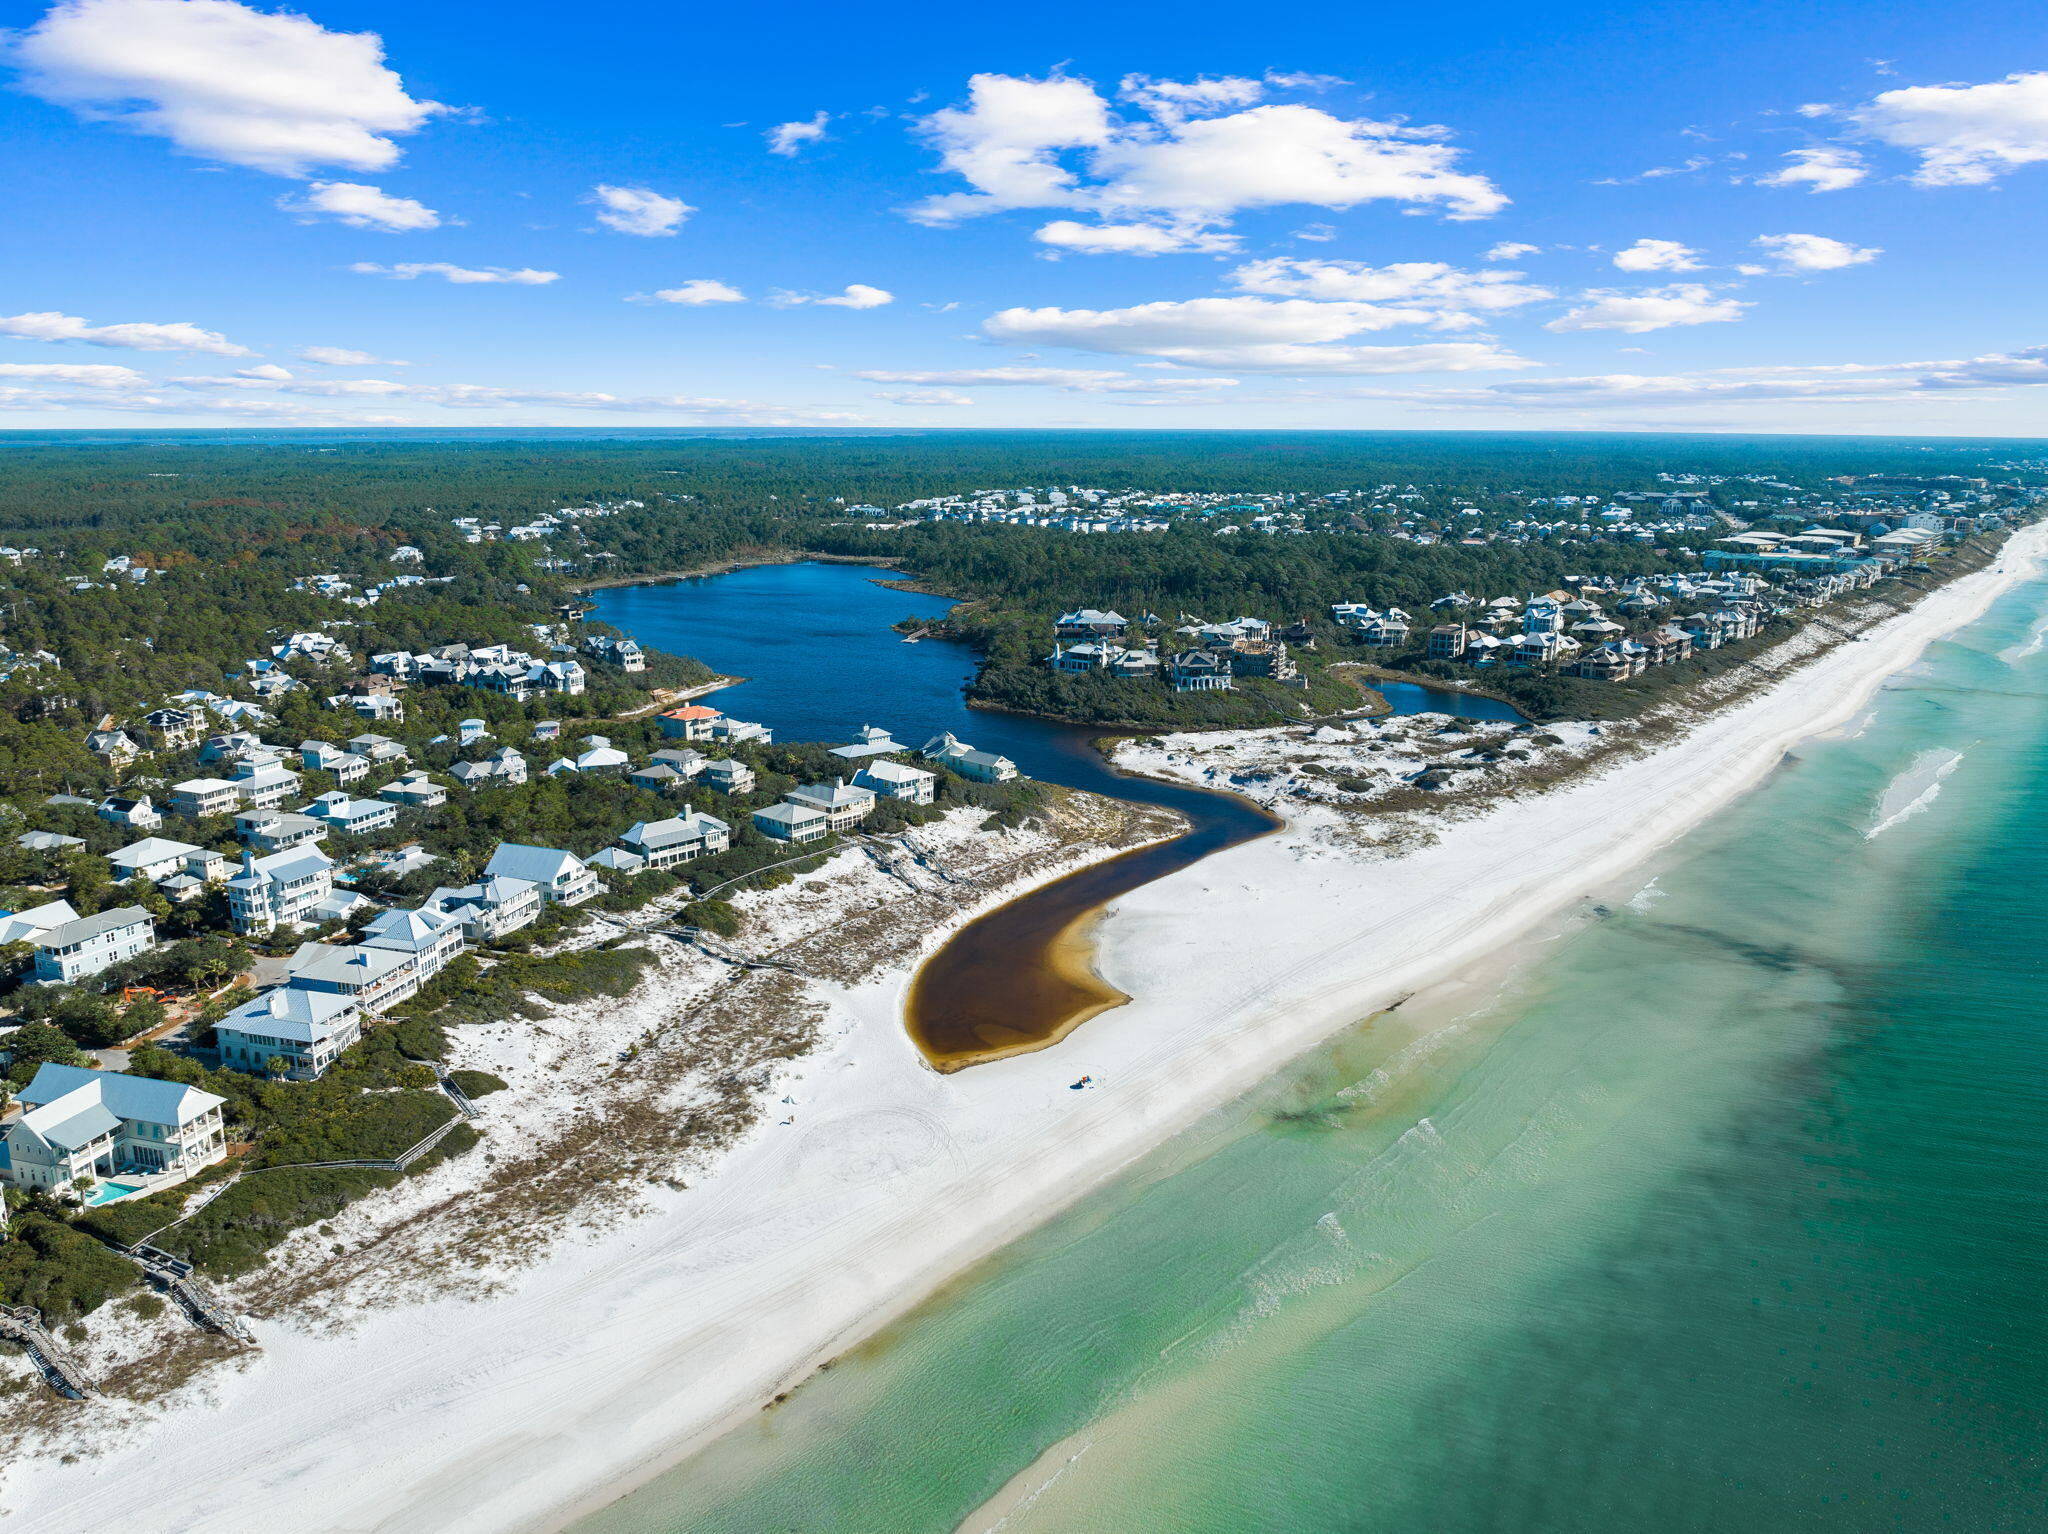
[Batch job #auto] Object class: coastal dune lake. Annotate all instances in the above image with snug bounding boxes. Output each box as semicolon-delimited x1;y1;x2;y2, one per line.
595;561;1512;1070
583;561;2048;1532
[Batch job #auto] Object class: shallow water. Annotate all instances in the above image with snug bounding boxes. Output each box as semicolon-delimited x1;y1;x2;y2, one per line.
579;563;2048;1533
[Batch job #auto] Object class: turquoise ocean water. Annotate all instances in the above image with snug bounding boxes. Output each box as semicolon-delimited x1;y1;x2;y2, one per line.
580;566;2048;1534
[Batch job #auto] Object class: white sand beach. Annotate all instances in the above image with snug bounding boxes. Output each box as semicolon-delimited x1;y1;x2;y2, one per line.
8;521;2045;1534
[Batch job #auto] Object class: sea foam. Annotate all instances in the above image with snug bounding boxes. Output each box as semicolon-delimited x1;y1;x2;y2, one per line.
1866;747;1966;839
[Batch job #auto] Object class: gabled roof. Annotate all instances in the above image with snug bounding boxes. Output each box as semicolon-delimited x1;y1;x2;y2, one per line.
286;941;411;989
359;904;462;952
0;898;80;944
19;1063;222;1128
35;905;152;951
108;837;203;870
217;985;359;1045
854;759;936;786
484;843;587;885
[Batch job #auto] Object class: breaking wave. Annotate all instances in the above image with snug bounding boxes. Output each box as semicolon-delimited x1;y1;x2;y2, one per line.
1866;747;1966;839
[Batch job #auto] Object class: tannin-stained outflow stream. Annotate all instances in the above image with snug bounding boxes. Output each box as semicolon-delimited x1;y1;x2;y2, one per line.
905;775;1280;1072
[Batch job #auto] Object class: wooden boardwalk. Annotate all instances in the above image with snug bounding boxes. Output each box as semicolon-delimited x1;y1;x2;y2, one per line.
0;1304;96;1400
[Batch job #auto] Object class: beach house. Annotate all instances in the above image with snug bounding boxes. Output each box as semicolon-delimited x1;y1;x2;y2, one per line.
214;986;363;1079
225;847;336;933
617;812;733;870
484;843;600;905
920;733;1018;782
31;906;155;984
1;1065;227;1194
752;802;830;844
854;758;938;804
786;779;877;832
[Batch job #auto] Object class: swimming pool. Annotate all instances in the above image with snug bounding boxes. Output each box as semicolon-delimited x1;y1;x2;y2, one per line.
85;1180;144;1206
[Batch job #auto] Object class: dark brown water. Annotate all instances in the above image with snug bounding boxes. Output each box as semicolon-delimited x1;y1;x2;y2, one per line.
905;777;1280;1071
591;561;1520;1071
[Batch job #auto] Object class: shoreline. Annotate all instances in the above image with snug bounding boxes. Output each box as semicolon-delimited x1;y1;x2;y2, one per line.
8;523;2043;1534
568;549;899;594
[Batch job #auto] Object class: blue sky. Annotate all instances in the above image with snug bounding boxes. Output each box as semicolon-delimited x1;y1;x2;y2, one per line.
2;0;2046;434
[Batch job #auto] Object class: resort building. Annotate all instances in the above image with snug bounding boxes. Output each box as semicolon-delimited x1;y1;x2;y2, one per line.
1;1065;227;1194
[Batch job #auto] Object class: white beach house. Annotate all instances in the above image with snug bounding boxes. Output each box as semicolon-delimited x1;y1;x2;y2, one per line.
0;1064;227;1195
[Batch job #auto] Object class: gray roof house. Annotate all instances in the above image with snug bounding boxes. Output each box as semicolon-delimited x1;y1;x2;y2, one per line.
854;758;938;804
214;986;363;1080
617;812;732;871
483;843;599;906
2;1064;226;1196
786;778;877;831
32;906;155;985
107;836;206;883
752;802;830;844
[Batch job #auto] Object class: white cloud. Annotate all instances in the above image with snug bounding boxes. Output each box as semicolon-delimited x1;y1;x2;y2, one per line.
298;345;405;366
10;0;447;176
854;366;1238;393
1116;73;1266;122
906;71;1506;249
766;111;830;156
873;387;975;406
911;73;1115;222
1756;146;1869;192
350;262;559;285
0;309;251;354
1343;345;2048;410
235;362;293;379
1033;219;1235;254
1226;257;1551;315
1545;285;1749;333
588;184;693;236
278;180;441;231
1612;238;1703;272
636;280;746;305
1753;232;1880;270
982;296;1534;372
808;284;894;309
0;361;146;387
1846;71;2048;185
1485;241;1540;260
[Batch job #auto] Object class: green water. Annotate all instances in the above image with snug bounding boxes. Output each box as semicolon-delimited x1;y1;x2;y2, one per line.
579;575;2048;1534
